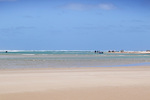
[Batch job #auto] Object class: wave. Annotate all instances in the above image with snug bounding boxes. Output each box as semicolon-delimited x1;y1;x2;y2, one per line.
0;50;94;52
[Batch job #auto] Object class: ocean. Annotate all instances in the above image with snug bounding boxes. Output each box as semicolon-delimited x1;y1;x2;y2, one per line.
0;50;150;69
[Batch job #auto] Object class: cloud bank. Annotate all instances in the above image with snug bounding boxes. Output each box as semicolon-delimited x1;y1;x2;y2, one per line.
63;3;116;10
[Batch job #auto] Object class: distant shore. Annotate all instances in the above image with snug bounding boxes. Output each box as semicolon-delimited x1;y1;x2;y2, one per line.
107;50;150;54
0;66;150;100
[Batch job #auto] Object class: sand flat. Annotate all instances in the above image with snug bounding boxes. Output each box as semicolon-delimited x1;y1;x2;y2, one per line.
0;66;150;100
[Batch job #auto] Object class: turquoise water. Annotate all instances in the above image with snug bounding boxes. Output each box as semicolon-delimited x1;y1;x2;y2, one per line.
0;50;150;69
0;50;93;55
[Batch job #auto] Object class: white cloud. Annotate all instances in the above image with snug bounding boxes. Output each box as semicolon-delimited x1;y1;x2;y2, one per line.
0;0;17;2
98;3;116;10
63;3;88;10
63;3;116;10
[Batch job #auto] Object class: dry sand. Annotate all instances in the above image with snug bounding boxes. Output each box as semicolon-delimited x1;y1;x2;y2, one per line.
0;66;150;100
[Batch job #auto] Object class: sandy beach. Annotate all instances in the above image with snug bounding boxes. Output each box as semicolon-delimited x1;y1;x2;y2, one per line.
0;66;150;100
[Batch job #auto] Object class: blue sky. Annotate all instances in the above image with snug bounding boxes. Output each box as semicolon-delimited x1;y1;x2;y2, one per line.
0;0;150;50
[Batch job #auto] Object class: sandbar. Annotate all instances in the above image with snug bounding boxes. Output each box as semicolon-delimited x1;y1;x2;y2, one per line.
0;66;150;100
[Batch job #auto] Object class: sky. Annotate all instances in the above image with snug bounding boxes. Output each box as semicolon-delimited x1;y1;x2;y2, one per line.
0;0;150;50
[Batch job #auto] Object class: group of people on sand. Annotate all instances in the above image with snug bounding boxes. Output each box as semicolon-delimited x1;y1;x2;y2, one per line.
94;50;103;54
108;50;124;53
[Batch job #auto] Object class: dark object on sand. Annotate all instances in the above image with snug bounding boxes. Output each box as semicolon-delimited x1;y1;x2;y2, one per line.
98;51;103;54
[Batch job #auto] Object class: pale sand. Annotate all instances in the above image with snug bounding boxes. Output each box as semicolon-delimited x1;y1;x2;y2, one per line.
0;66;150;100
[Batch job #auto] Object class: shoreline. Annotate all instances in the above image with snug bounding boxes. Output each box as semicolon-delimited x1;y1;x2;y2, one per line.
1;66;150;100
0;65;150;71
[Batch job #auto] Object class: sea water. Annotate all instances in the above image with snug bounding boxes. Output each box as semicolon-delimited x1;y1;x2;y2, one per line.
0;50;150;69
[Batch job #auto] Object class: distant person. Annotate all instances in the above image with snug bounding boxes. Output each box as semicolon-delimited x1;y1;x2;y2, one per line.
5;51;8;53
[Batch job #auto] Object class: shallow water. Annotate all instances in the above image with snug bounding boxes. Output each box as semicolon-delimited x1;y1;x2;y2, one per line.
0;50;150;69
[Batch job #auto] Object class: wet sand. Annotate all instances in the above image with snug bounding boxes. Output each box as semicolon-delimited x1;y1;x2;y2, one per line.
0;66;150;100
